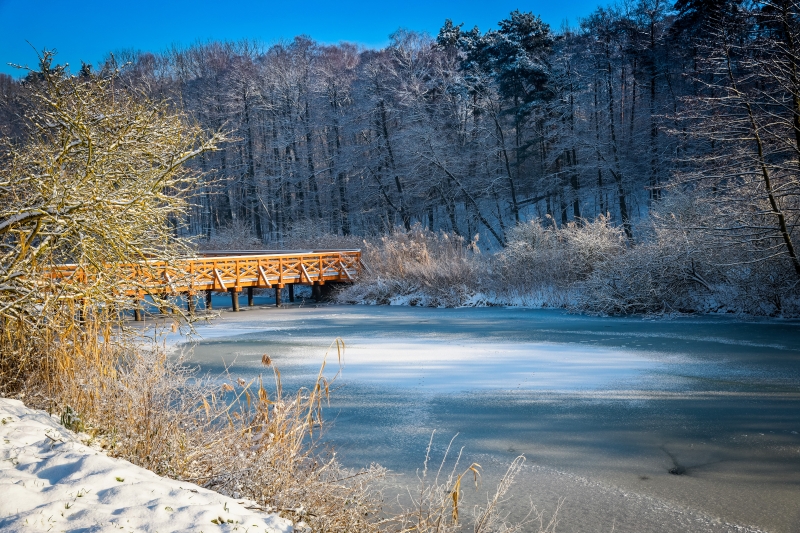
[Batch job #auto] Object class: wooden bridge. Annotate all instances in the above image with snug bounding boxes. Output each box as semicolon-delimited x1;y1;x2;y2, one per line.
50;249;362;319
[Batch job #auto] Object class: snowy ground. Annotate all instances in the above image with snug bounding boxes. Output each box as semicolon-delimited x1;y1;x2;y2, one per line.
0;398;293;533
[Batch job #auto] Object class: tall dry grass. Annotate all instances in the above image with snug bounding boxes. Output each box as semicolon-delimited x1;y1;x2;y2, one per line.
390;433;559;533
337;224;485;307
334;213;799;316
336;217;626;308
496;215;626;290
13;319;387;532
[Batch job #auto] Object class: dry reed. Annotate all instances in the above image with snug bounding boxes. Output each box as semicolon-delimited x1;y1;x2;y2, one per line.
30;325;387;532
337;224;484;307
390;432;559;533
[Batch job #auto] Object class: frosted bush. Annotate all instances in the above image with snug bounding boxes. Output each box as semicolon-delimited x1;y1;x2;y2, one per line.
497;215;626;290
336;224;486;307
281;218;363;250
577;195;800;316
338;207;800;316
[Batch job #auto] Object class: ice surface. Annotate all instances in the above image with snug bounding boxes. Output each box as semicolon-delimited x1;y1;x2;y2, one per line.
121;305;800;532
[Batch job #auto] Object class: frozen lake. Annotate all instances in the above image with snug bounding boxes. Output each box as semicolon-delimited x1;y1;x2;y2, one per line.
165;303;800;533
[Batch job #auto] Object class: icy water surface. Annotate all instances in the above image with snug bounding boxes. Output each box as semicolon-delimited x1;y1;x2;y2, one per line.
170;304;800;533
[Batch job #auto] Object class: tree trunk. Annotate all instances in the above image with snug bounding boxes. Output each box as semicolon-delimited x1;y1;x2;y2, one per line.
606;40;632;238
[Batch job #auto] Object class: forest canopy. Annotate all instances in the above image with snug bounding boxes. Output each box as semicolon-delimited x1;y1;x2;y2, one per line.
2;0;800;315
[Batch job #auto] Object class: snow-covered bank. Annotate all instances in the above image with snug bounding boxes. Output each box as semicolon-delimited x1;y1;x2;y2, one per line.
333;220;800;316
334;283;575;309
0;398;293;533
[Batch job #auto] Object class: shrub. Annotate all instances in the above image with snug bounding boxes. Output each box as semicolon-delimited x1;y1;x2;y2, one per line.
337;224;485;307
202;219;265;250
497;215;627;291
577;193;800;316
390;433;559;533
0;53;224;394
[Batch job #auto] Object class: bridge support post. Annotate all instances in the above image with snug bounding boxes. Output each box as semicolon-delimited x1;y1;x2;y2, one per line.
288;284;295;302
229;288;240;312
187;294;195;315
275;287;282;307
205;290;212;311
320;282;335;301
247;287;254;306
312;284;322;302
133;297;142;321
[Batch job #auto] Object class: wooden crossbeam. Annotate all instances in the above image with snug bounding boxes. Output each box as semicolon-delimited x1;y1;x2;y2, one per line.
258;265;272;288
300;263;314;283
339;261;353;281
214;269;227;291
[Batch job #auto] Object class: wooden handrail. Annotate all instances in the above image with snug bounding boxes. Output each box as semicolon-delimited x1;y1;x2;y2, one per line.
47;250;362;297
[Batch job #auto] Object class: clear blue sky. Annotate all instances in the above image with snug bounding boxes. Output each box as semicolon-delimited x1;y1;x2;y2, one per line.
1;0;606;78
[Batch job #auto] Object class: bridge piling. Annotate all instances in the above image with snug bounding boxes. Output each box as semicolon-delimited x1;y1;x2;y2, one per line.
205;290;212;311
288;284;295;302
133;297;142;321
187;294;195;315
275;287;282;307
229;288;240;312
247;287;254;306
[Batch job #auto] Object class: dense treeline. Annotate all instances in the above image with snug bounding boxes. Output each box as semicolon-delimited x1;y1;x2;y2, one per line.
3;0;800;313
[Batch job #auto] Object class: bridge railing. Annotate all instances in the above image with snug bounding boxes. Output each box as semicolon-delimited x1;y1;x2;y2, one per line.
47;250;362;297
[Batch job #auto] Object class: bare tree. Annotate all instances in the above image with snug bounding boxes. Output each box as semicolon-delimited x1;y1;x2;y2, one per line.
0;52;225;385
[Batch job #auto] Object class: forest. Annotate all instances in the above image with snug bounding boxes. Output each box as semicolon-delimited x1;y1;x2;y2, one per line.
2;0;800;315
